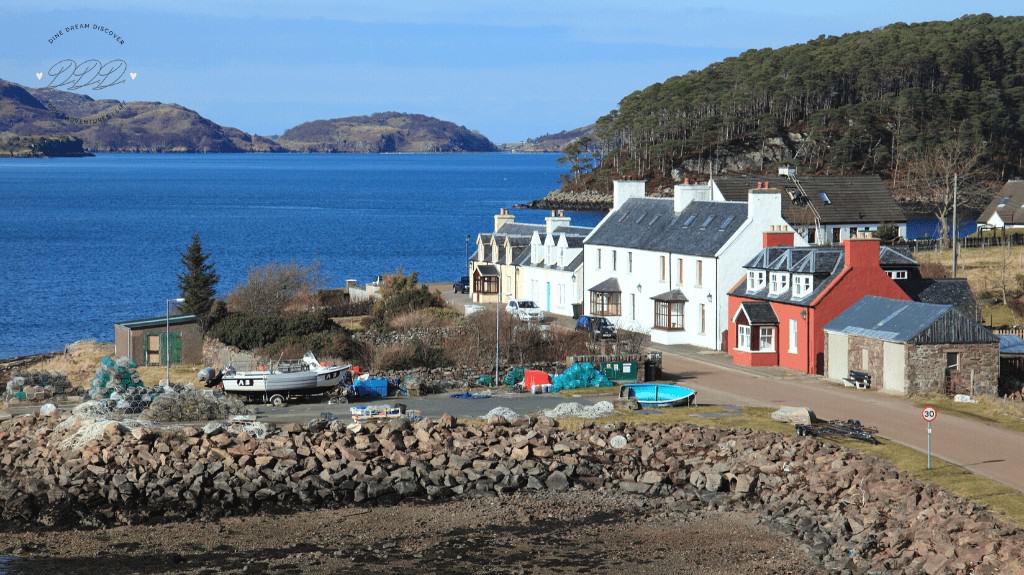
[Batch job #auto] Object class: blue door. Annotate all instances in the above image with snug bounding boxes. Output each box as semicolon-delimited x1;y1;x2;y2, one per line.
546;282;551;311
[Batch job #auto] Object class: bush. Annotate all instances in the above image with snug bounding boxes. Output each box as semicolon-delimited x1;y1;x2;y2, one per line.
324;298;374;318
367;338;448;371
918;261;949;279
209;311;334;351
370;271;444;327
226;262;323;315
261;330;357;362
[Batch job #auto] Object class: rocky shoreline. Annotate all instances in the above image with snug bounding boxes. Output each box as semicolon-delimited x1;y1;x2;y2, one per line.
0;411;1018;573
516;189;612;212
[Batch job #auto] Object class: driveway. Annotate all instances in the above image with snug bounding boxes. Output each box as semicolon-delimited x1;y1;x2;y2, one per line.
656;346;1024;494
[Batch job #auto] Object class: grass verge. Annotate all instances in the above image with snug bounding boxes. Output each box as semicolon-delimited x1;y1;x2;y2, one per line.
555;405;1024;527
911;394;1024;434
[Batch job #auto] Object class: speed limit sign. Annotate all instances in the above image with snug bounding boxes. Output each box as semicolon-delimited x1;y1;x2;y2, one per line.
921;406;938;422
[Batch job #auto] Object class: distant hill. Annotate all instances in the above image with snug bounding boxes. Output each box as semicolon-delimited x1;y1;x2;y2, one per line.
0;79;283;153
563;14;1024;196
501;125;593;152
276;112;498;152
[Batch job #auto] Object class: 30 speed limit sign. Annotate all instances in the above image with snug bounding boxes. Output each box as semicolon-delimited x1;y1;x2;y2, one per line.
921;406;938;422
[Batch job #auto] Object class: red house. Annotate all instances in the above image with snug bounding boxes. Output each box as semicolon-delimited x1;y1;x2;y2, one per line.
727;229;915;374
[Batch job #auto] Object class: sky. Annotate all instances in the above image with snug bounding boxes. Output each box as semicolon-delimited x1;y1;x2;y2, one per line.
1;1;1021;143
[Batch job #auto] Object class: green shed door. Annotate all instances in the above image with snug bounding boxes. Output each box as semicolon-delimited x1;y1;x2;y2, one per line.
155;332;183;365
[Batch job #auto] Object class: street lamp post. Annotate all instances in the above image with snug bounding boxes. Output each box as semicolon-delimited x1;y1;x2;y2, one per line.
166;297;185;385
495;292;512;387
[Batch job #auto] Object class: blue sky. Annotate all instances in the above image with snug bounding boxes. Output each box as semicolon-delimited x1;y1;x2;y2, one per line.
1;1;1019;142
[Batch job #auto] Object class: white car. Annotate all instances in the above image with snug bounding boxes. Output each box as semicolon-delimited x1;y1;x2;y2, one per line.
505;299;545;322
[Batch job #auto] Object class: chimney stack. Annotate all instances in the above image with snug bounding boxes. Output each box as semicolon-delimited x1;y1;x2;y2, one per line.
673;180;711;212
747;187;782;223
545;209;571;235
843;234;881;270
762;224;795;248
494;207;515;233
613;180;646;210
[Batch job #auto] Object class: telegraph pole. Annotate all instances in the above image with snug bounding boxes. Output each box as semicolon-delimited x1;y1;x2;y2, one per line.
952;173;958;278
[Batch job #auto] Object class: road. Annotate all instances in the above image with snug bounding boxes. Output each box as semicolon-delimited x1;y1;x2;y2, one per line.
656;346;1024;494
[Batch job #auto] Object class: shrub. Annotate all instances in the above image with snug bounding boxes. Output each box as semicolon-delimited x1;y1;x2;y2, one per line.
226;262;323;315
209;311;334;351
370;270;444;327
918;261;949;279
261;330;357;362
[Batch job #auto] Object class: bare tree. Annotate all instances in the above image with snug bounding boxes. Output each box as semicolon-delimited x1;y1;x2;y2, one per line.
897;136;985;248
226;261;323;315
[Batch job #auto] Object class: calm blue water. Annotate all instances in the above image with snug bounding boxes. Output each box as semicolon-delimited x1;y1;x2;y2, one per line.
0;153;603;357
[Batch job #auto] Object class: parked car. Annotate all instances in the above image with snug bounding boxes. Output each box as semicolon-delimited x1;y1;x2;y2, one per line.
453;276;470;294
506;299;545;322
575;315;617;340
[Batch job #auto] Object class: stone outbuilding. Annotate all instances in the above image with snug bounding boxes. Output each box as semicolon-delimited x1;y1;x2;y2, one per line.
113;314;203;367
824;296;999;396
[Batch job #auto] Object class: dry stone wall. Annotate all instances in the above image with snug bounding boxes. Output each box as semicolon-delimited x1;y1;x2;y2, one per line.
0;413;1018;574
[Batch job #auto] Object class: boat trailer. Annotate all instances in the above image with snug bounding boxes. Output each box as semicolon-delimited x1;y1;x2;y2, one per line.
794;419;880;444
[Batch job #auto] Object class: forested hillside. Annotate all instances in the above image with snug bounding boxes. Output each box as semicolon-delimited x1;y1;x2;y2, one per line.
569;14;1024;194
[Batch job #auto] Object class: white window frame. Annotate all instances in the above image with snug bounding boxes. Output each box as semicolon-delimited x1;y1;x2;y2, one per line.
769;272;789;295
746;270;766;291
792;274;813;298
737;324;751;351
887;270;908;280
788;319;798;354
759;326;775;351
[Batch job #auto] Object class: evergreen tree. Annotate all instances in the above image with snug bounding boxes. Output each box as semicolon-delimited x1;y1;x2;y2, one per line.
178;233;219;330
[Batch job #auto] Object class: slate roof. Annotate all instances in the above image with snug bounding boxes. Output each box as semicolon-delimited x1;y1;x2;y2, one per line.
899;278;977;318
825;296;997;345
712;175;906;225
493;223;591;238
738;302;778;324
650;289;688;303
585;198;748;256
732;244;919;305
979;180;1024;226
476;265;499;277
589;277;620;292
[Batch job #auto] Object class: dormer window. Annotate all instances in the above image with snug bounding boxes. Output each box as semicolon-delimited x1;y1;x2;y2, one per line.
746;270;766;291
769;272;789;295
887;270;908;280
792;274;813;298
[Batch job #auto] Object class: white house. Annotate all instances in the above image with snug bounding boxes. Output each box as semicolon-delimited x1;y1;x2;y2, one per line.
978;180;1024;231
515;227;585;317
582;180;805;349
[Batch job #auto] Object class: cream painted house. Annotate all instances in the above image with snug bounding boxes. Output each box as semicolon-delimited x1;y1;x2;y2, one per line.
469;209;590;306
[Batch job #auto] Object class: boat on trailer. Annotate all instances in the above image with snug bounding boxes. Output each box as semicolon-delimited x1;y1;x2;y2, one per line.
220;352;350;405
619;383;697;408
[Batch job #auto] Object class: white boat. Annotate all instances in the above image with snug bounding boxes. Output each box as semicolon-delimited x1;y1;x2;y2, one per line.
220;352;350;405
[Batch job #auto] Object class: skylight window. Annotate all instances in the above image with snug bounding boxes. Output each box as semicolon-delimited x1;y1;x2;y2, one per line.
718;215;736;230
818;192;832;205
700;215;715;228
682;215;697;227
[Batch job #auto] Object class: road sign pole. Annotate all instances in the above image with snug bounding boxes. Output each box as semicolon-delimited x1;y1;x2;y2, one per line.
921;405;937;471
927;422;932;470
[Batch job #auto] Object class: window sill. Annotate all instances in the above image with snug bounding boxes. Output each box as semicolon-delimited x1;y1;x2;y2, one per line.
654;327;685;332
736;348;776;353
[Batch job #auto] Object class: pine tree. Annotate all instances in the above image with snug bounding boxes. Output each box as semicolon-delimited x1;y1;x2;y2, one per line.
178;233;219;330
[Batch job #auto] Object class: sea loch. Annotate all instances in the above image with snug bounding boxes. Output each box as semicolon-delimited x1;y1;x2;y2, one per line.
0;153;601;357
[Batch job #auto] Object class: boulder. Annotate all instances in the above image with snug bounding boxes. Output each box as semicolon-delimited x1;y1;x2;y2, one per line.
771;406;816;426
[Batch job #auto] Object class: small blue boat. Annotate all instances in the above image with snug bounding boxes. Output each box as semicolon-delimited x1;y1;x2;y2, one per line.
619;383;697;407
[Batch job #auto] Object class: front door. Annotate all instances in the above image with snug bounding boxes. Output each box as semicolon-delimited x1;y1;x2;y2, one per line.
546;282;551;311
159;332;183;366
146;335;161;366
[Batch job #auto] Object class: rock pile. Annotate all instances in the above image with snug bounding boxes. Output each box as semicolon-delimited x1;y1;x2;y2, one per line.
0;415;1018;573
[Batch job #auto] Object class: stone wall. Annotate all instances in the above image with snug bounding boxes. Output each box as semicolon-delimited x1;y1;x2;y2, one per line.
845;335;885;386
0;412;1019;573
905;343;1000;396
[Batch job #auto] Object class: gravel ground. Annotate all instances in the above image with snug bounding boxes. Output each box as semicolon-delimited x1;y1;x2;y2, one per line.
0;492;821;575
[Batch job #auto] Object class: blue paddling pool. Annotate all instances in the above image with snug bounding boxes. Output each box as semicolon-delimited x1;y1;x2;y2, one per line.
619;383;697;407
